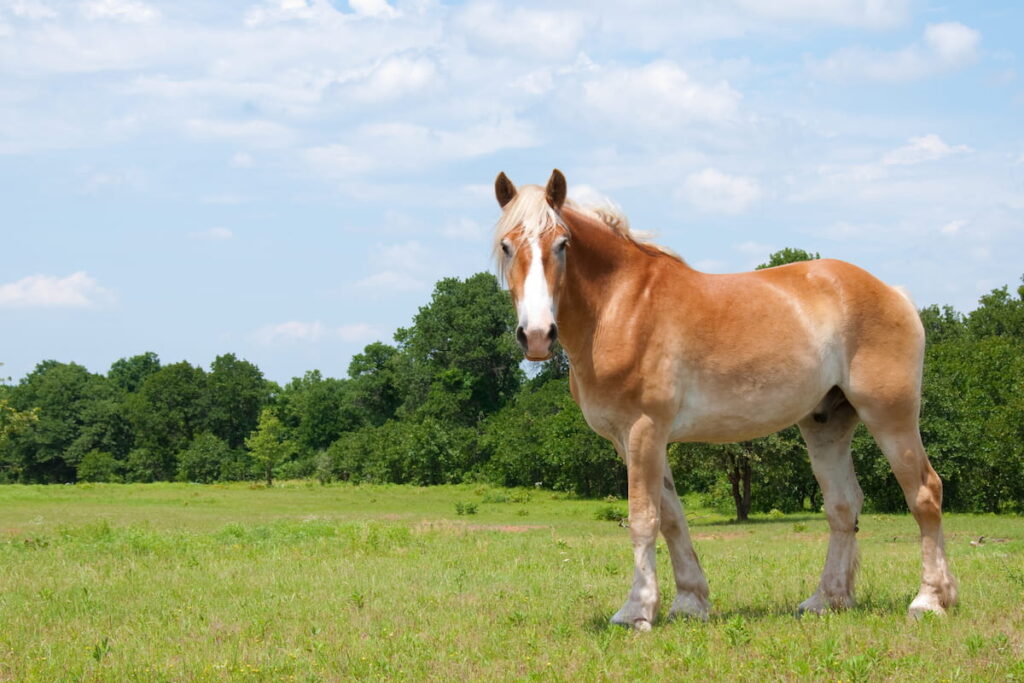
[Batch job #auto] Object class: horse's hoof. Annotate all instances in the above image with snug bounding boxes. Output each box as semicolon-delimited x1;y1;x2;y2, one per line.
908;595;947;620
668;592;710;622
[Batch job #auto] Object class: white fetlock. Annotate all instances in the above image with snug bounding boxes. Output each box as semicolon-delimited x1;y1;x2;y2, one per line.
611;598;658;630
908;591;947;619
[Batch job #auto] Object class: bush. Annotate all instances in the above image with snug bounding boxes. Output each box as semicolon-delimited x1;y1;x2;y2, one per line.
326;418;478;486
123;447;175;483
481;379;625;497
176;432;233;483
76;450;123;483
454;502;478;516
595;504;626;522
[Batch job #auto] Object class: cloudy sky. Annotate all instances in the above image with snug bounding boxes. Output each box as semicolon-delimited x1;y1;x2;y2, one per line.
1;0;1022;384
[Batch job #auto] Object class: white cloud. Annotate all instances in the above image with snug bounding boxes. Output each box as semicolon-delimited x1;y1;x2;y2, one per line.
230;152;253;168
882;134;971;166
455;2;586;59
252;320;382;345
679;168;764;214
305;117;536;179
189;227;234;240
243;0;320;27
924;22;980;66
810;22;980;82
349;0;398;19
303;144;377;179
735;0;908;29
442;217;485;241
582;61;741;129
0;272;114;308
8;1;58;20
338;322;382;342
81;0;159;23
354;271;424;292
940;219;967;235
351;56;438;102
735;240;775;256
568;183;618;210
185;119;293;148
253;321;327;345
352;240;439;292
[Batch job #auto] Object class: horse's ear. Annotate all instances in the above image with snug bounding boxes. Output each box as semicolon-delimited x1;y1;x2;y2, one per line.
546;169;567;211
495;172;517;208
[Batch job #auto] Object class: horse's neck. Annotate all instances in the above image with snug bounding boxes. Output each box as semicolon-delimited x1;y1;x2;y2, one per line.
558;212;686;359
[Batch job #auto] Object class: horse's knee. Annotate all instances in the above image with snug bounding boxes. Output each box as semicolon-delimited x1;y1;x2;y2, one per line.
824;498;860;533
912;469;943;522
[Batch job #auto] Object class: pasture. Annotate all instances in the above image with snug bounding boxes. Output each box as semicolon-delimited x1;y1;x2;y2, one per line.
1;482;1022;681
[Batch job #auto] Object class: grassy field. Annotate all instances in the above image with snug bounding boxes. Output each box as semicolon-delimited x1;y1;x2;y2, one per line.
1;482;1022;681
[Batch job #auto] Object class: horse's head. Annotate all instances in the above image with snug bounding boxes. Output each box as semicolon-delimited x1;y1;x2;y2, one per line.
493;169;569;361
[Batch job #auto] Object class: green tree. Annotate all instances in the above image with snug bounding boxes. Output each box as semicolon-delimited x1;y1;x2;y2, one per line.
966;277;1024;339
177;432;236;483
395;273;522;426
207;353;272;448
757;247;820;270
482;379;625;497
347;342;403;426
276;371;362;465
76;450;123;483
0;381;39;482
4;361;126;482
108;352;161;393
245;408;296;486
919;304;966;346
125;361;209;480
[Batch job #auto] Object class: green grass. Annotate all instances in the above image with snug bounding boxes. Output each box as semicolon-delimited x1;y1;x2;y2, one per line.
1;482;1022;681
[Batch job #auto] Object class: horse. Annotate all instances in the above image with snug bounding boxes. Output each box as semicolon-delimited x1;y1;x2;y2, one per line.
492;169;957;630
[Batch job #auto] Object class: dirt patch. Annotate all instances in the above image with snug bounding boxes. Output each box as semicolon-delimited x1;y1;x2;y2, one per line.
692;532;751;541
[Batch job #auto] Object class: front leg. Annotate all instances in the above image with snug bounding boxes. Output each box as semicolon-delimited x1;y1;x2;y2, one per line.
610;416;665;631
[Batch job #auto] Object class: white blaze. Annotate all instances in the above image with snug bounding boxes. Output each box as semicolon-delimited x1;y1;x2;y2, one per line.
519;239;555;332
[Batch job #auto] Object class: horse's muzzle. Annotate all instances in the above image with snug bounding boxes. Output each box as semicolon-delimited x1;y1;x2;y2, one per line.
517;323;557;361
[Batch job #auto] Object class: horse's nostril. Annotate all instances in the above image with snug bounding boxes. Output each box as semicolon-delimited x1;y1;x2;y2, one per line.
516;326;527;347
548;324;558;342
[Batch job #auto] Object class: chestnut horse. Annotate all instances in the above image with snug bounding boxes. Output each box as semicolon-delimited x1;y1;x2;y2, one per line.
493;169;957;630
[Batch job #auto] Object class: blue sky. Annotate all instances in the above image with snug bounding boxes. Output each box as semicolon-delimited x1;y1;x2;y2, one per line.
1;0;1022;385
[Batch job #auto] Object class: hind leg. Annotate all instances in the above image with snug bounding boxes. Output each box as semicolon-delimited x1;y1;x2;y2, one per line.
797;401;863;614
865;418;957;617
660;460;711;620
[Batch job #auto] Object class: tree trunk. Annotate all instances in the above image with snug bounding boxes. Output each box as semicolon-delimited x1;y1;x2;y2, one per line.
741;460;752;519
727;456;753;521
265;466;273;487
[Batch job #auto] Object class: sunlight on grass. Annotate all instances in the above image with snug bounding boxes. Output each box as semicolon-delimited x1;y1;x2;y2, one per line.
1;483;1022;680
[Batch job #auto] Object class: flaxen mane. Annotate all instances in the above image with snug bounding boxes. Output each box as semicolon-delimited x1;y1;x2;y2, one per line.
493;185;681;266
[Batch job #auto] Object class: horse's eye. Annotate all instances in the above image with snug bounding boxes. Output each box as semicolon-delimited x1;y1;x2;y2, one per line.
554;238;569;254
501;241;512;257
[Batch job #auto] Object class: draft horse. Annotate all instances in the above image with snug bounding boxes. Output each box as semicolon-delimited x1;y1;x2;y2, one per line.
493;169;957;630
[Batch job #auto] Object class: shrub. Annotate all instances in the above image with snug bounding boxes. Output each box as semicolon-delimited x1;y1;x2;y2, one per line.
454;502;478;516
76;450;122;483
176;433;233;483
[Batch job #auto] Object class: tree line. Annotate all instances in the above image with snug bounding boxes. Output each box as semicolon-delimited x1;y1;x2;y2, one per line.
2;253;1022;516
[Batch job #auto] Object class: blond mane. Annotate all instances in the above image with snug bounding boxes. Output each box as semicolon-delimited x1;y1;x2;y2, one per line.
492;185;681;264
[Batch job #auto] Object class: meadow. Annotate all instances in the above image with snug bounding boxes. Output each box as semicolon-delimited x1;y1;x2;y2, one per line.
1;482;1022;681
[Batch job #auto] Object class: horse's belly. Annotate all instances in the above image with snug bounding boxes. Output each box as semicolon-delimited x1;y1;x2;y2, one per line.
669;372;832;443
